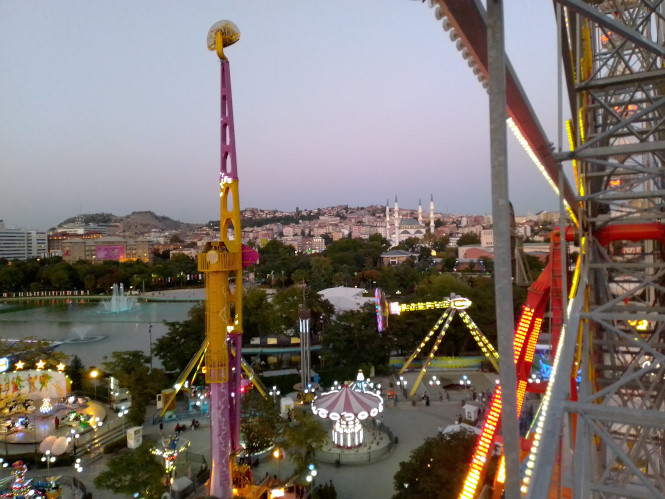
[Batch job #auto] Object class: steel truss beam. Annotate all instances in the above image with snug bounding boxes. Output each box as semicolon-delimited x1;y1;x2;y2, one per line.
525;1;665;497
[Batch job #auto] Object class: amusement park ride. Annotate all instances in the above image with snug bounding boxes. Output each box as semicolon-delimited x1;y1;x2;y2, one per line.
198;20;259;499
420;1;665;498
375;289;499;396
193;1;665;497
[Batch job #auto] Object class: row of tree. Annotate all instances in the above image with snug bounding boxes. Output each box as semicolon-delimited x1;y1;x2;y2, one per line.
150;271;528;379
0;254;197;293
0;232;545;296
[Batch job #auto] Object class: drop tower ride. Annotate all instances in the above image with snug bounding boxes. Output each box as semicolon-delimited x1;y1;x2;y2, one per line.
199;20;255;499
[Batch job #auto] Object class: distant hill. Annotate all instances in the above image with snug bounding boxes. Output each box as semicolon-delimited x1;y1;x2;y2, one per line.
57;211;202;234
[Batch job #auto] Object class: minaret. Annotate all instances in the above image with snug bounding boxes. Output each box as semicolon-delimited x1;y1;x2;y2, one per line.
418;199;423;225
385;199;390;243
394;195;400;246
429;194;435;233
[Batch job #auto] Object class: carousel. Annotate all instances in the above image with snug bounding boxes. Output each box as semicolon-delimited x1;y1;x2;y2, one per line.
311;376;383;449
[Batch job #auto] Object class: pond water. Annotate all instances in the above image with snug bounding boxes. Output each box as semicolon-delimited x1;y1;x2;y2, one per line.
0;299;197;367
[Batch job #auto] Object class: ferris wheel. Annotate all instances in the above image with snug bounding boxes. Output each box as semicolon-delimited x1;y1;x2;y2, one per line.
422;1;665;498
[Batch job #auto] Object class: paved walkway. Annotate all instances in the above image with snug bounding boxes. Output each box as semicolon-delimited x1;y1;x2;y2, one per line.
0;370;499;498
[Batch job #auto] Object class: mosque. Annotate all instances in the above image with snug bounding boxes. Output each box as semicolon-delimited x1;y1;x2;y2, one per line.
385;195;435;246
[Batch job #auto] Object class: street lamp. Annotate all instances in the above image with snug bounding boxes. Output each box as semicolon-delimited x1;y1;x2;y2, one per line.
460;375;471;389
305;463;317;491
147;323;153;372
429;375;441;387
396;376;408;398
118;406;129;431
67;428;80;456
269;386;281;404
41;450;56;471
90;368;99;400
272;448;284;479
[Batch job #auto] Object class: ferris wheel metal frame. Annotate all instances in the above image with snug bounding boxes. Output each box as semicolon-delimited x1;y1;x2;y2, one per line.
424;1;665;498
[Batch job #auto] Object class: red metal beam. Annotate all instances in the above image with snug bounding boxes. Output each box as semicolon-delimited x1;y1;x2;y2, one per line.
436;0;578;211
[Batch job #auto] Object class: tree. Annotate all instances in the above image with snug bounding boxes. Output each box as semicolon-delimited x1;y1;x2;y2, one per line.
320;303;392;372
308;256;334;290
278;410;327;473
396;237;422;253
102;351;165;426
479;256;494;275
423;233;449;252
392;430;477;498
240;391;283;457
154;303;206;373
0;265;24;291
65;355;85;392
457;233;481;246
271;287;334;335
93;442;165;499
243;287;279;341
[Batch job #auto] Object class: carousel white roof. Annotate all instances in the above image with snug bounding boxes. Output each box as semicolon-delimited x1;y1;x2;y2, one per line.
311;385;383;421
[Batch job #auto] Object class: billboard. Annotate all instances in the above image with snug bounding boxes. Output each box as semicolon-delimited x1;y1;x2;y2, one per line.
96;245;126;261
0;370;68;400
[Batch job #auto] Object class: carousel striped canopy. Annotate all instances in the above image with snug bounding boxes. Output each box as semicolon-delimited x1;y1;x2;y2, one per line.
311;385;383;421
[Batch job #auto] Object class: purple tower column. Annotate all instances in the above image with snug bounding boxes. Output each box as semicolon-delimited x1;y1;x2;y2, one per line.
204;21;245;497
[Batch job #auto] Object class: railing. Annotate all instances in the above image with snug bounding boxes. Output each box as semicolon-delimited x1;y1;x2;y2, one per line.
314;423;395;465
152;409;209;425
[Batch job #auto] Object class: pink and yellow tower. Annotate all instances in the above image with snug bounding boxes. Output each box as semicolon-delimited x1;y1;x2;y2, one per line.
200;20;257;499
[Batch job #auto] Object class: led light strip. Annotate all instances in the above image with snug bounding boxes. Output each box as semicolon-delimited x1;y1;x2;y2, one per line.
507;117;578;227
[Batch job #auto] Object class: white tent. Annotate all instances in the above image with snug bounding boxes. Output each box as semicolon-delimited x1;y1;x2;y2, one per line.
318;287;375;313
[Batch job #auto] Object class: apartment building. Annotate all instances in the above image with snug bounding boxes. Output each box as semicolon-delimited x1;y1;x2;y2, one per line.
0;221;48;260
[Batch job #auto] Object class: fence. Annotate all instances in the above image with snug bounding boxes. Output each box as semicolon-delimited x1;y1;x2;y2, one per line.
314;423;395;465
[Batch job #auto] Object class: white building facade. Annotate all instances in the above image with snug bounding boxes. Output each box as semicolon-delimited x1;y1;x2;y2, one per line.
0;222;48;260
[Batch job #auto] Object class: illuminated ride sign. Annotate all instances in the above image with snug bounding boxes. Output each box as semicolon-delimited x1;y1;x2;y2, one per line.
375;288;389;332
391;295;472;315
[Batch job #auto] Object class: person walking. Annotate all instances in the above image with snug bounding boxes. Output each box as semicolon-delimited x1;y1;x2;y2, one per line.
54;416;59;430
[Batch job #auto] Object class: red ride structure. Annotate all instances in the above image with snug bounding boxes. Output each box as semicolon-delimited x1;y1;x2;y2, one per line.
424;1;665;497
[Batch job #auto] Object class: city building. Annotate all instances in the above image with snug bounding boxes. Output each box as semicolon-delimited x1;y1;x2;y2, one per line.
380;249;418;266
0;221;48;260
60;237;153;263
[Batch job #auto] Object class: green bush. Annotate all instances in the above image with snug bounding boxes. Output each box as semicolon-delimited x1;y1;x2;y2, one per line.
103;436;128;454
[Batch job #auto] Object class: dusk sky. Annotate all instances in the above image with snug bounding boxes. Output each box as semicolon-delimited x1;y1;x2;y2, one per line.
1;1;566;230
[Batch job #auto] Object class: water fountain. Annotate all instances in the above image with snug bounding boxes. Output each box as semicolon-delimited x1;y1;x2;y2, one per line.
103;283;137;313
64;325;104;344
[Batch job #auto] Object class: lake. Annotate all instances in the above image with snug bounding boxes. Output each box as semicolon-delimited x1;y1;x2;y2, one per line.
0;298;198;367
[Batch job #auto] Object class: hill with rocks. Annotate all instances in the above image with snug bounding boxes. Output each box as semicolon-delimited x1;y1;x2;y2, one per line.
57;211;202;234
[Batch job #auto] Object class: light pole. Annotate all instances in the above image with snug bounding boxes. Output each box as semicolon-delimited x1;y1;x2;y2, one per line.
41;450;56;472
460;375;471;398
147;323;153;372
90;368;99;400
269;386;281;404
305;463;317;493
68;428;80;456
118;406;129;432
397;376;408;398
272;448;284;480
